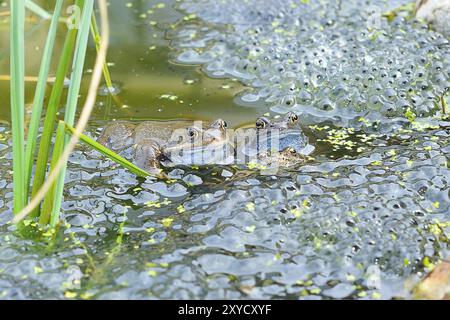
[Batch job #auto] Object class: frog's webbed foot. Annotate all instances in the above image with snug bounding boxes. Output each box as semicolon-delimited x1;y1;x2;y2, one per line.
133;145;168;180
133;140;164;172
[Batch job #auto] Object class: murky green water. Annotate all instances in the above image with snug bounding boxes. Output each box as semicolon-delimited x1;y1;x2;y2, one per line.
0;0;256;126
0;0;449;300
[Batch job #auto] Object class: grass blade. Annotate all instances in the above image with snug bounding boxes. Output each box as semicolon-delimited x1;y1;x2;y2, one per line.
24;0;64;194
39;121;65;225
64;0;94;126
49;0;94;226
90;12;124;115
91;13;113;92
12;0;109;225
441;94;448;116
10;0;26;215
64;122;152;178
29;0;84;218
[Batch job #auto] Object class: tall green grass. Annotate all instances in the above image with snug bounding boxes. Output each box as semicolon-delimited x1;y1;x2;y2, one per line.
9;0;146;227
10;0;26;215
43;0;94;226
29;0;83;219
24;0;64;195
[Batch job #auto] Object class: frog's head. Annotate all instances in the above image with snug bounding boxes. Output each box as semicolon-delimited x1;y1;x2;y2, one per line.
179;118;227;147
275;146;307;165
256;112;300;130
253;112;307;154
249;146;309;173
209;118;228;131
163;119;234;166
237;112;312;165
199;118;228;144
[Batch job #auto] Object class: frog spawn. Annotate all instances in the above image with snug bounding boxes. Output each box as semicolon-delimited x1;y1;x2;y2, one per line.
170;0;450;132
108;126;450;299
1;123;448;299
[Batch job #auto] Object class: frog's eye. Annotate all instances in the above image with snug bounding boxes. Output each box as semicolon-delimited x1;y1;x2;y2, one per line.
256;118;270;129
287;112;299;124
187;127;199;140
287;147;297;155
211;119;227;130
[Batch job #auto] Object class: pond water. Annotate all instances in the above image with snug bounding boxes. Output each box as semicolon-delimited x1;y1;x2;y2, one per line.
0;0;449;299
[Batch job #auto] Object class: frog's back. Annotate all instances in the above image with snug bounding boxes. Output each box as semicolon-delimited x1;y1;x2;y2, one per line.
134;120;197;146
97;121;136;151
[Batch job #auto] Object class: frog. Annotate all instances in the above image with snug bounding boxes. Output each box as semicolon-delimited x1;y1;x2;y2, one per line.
98;114;312;173
97;120;199;172
236;112;314;168
98;119;231;170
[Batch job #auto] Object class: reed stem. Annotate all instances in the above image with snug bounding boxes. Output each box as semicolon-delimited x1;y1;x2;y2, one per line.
39;121;65;225
49;0;94;226
25;0;51;20
29;0;83;218
24;0;64;194
10;0;26;215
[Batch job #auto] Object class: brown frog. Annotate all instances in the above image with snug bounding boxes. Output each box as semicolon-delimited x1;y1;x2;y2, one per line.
236;112;314;168
97;119;230;171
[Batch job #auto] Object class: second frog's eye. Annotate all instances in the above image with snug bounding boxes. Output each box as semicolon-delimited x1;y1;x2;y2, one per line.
286;147;297;155
256;117;270;129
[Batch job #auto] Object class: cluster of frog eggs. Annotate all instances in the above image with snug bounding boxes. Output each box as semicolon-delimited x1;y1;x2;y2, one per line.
170;0;449;129
1;127;446;299
0;129;449;299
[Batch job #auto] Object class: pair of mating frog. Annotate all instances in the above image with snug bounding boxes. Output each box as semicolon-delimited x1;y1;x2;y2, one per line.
97;112;314;174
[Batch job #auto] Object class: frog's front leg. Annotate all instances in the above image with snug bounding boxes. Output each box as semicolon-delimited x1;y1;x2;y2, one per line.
133;140;165;173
